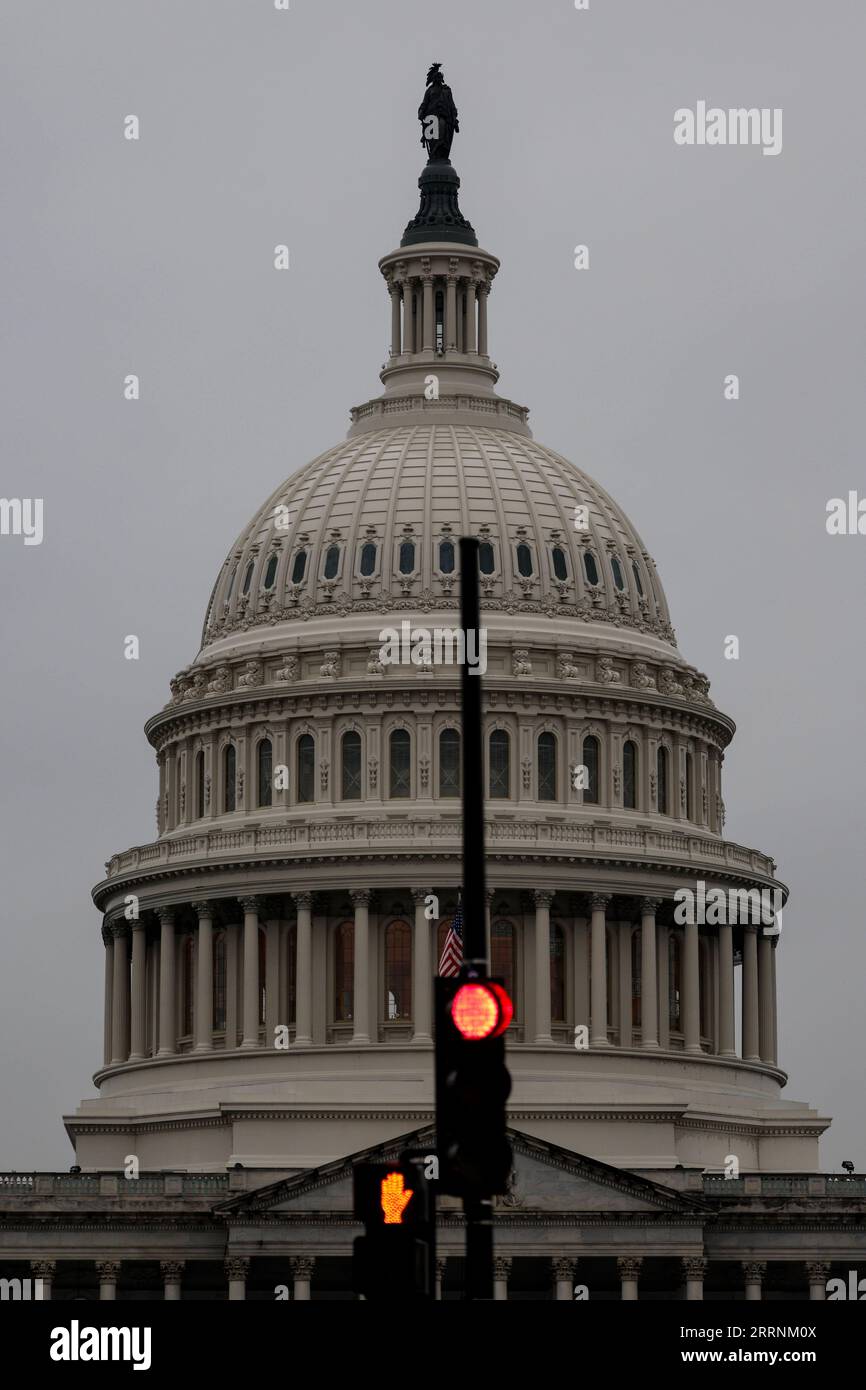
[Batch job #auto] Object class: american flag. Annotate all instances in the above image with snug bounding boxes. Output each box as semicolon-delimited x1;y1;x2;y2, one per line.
437;898;464;977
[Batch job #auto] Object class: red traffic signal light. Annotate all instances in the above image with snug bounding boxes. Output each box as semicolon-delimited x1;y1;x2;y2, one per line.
451;981;513;1040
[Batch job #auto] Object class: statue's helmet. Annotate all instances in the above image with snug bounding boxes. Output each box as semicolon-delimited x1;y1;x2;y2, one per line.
426;62;443;85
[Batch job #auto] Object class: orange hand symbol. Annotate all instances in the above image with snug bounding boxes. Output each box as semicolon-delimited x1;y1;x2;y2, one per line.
380;1171;414;1224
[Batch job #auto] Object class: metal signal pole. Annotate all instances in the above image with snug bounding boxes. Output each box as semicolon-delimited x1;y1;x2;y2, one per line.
458;535;494;1298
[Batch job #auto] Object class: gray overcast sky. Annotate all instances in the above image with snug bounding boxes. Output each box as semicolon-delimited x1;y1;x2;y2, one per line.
1;0;864;1169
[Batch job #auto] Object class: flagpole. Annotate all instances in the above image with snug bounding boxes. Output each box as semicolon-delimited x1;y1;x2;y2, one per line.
459;536;488;975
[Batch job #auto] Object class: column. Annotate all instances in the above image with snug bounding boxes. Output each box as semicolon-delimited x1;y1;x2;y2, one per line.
435;1256;447;1302
265;911;281;1043
552;1257;575;1301
683;1257;707;1300
161;1260;184;1301
389;281;401;355
422;275;434;351
589;895;610;1047
225;921;240;1048
157;908;176;1057
718;921;736;1057
225;1257;249;1301
128;919;147;1061
573;913;589;1037
193;901;214;1053
618;922;632;1048
758;930;774;1064
533;891;554;1044
807;1262;829;1300
742;926;760;1061
103;926;113;1066
657;922;670;1048
445;272;457;351
769;941;779;1066
492;1256;512;1301
351;890;371;1045
464;280;478;353
31;1260;55;1301
403;281;415;353
110;925;129;1066
742;1261;766;1301
291;1256;314;1300
618;1256;642;1301
478;282;489;356
411;888;433;1044
683;919;701;1054
292;894;313;1046
639;899;660;1049
240;896;260;1049
97;1261;120;1300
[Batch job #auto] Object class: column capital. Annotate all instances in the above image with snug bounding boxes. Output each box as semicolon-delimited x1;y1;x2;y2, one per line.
410;887;434;904
224;1257;249;1281
96;1261;121;1280
806;1261;830;1282
589;894;612;912
639;897;663;916
742;1261;767;1281
290;1256;315;1278
552;1256;576;1280
533;890;555;908
292;891;313;911
156;906;175;926
435;1256;447;1277
238;896;260;914
492;1256;512;1279
101;918;113;946
31;1259;56;1278
617;1256;643;1278
682;1256;708;1279
193;900;215;920
160;1260;185;1280
350;889;372;907
108;920;129;941
485;888;495;904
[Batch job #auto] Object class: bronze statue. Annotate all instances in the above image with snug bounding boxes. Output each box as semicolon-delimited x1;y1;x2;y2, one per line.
419;62;459;162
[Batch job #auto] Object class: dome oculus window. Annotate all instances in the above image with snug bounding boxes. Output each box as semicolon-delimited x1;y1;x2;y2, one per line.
516;543;534;577
583;550;600;586
551;547;568;581
610;555;625;591
324;545;341;580
479;542;496;575
438;540;455;574
291;550;307;585
398;540;415;575
359;542;377;577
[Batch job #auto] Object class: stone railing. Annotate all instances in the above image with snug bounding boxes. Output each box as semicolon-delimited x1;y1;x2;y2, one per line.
703;1174;866;1198
0;1173;232;1198
103;819;778;882
349;393;530;428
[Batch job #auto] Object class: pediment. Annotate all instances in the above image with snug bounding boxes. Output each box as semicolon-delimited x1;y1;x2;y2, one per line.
215;1126;705;1219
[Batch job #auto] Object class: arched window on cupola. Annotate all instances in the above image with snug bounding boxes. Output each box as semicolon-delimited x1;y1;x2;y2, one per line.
224;745;236;813
334;921;354;1021
297;734;315;804
389;729;411;798
341;731;362;800
257;738;273;808
582;735;600;804
538;732;557;801
489;729;510;799
623;740;637;810
384;920;412;1020
438;728;460;797
657;746;669;815
478;541;496;575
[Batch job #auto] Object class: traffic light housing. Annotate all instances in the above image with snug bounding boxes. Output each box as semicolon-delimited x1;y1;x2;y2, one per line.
352;1158;435;1300
435;976;513;1198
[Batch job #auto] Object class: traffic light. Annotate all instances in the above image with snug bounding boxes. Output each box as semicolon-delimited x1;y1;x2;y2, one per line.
352;1157;435;1300
435;976;513;1198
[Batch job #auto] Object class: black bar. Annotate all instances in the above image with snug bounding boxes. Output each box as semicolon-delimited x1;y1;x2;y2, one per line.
459;536;487;970
464;1195;495;1301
